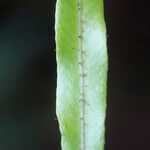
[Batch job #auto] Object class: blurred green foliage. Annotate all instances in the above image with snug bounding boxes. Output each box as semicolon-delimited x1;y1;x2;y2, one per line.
0;0;59;149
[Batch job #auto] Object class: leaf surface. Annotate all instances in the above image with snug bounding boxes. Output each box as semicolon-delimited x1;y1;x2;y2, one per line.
55;0;108;149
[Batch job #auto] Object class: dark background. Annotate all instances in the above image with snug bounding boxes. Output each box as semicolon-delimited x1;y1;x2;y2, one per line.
0;0;149;150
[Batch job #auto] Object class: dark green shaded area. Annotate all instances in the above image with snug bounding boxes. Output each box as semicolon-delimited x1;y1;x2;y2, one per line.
0;0;59;150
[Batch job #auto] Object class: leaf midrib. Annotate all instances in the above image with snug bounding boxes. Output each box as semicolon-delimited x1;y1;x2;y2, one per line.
78;0;86;149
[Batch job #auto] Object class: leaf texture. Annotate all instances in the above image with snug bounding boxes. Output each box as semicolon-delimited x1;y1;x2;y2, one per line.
55;0;108;149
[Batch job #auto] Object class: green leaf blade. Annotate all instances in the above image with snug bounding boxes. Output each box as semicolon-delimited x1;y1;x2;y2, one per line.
55;0;108;149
